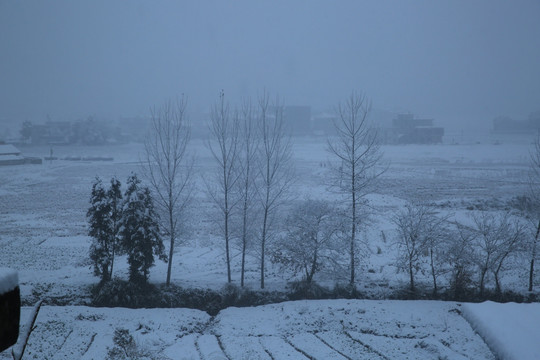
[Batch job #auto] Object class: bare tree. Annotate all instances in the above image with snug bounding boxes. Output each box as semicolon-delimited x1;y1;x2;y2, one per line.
525;133;540;291
393;203;448;292
237;98;260;287
512;195;540;292
257;92;293;289
424;211;451;295
447;223;476;299
327;92;383;286
272;199;342;284
144;97;193;286
470;211;524;296
207;91;241;283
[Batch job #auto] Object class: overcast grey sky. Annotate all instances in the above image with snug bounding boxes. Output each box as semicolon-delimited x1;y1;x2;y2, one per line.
1;1;539;128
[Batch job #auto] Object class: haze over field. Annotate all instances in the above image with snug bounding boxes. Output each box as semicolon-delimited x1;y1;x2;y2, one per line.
2;2;540;359
1;1;540;132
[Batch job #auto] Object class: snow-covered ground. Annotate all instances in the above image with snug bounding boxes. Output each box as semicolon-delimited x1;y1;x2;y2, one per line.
462;301;540;360
0;136;535;300
0;134;538;358
2;300;498;359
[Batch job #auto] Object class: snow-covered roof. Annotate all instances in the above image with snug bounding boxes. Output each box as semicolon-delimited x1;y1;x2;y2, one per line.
0;155;24;161
0;268;18;294
0;144;21;156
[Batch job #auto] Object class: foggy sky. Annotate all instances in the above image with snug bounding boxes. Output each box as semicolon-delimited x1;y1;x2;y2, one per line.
1;1;539;128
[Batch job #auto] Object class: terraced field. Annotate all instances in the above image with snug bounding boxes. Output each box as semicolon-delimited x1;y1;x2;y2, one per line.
3;300;494;359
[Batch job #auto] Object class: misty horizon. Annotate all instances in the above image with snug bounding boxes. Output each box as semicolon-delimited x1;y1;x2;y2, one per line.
1;1;539;133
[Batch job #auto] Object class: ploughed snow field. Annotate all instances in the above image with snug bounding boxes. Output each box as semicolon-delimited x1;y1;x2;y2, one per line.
0;133;538;358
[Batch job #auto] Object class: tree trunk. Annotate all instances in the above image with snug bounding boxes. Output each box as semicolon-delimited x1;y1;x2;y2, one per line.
350;175;356;286
166;205;174;286
240;213;247;287
494;255;507;295
479;267;487;297
430;248;437;295
241;197;248;287
494;270;501;295
530;257;536;292
529;219;540;292
225;208;231;283
308;248;318;284
409;260;415;292
261;206;268;289
110;245;115;281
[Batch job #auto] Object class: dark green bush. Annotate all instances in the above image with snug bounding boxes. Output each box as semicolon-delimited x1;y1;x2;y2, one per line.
288;280;331;300
92;279;159;308
332;283;363;299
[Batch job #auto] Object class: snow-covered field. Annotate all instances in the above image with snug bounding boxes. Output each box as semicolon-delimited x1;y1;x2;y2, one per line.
2;300;498;359
0;135;535;299
0;134;538;358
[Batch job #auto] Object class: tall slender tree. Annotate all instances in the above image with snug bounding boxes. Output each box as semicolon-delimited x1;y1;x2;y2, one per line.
257;92;293;289
207;91;241;283
144;97;193;286
327;92;383;286
238;98;260;287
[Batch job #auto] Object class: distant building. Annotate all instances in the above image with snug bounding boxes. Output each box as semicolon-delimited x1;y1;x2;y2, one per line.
493;112;540;134
0;144;41;166
0;144;21;157
493;116;531;133
391;114;444;144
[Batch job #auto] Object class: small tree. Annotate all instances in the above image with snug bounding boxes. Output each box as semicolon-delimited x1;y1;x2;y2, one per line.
470;211;524;296
327;92;383;286
120;174;166;285
272;200;341;284
446;223;476;299
424;211;451;295
525;134;540;291
393;203;447;292
88;177;113;282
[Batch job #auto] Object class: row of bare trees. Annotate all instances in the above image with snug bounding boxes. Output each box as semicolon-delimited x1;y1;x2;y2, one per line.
393;202;537;296
144;91;296;289
139;90;540;295
141;91;382;290
205;91;294;289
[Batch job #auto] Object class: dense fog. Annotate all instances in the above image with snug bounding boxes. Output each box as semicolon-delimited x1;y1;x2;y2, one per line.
1;1;539;134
